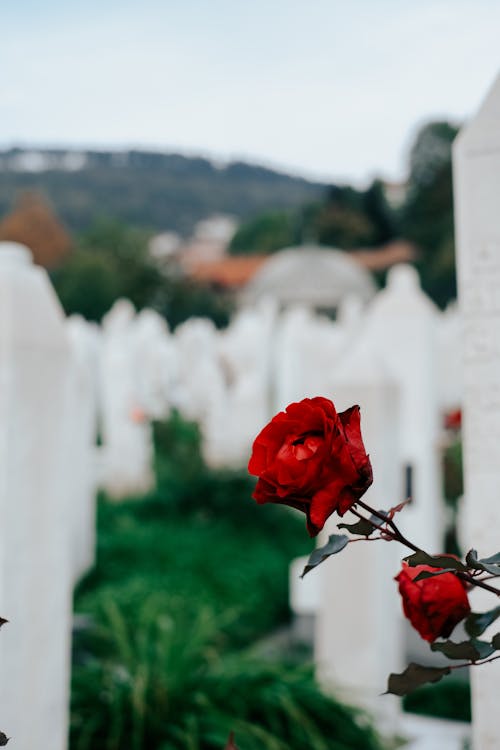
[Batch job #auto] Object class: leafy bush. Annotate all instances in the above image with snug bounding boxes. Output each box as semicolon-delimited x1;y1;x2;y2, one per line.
71;598;383;750
403;679;471;722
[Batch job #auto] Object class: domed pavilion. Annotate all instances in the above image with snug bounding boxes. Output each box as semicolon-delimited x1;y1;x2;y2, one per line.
240;244;377;315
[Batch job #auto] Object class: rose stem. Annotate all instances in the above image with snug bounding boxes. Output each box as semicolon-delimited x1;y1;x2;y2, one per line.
353;500;500;597
448;654;500;671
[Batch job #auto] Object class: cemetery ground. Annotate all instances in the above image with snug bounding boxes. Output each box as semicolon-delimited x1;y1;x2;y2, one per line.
70;415;384;750
69;415;470;750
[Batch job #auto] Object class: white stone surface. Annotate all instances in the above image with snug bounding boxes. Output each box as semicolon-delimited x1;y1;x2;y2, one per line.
314;336;404;731
0;242;73;749
213;301;276;466
363;265;444;552
453;71;500;750
66;315;100;582
131;308;177;421
99;300;155;499
400;714;470;750
436;303;463;412
289;556;320;615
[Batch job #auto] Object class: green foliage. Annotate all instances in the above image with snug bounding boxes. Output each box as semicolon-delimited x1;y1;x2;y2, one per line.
71;414;383;749
51;248;121;322
442;438;463;555
76;415;312;647
403;679;471;722
71;599;383;750
51;219;233;327
314;181;395;250
399;121;460;308
229;179;396;256
51;219;163;322
157;277;233;330
229;211;296;255
443;439;463;505
0;149;322;235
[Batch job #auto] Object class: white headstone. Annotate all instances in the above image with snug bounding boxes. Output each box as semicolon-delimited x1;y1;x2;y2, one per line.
363;264;444;552
314;336;403;731
66;315;100;581
453;72;500;750
100;300;154;499
0;242;73;749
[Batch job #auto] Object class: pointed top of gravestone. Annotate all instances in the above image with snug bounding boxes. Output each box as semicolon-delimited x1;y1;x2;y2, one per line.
0;241;33;266
386;264;420;291
102;298;136;332
368;263;439;318
454;72;500;153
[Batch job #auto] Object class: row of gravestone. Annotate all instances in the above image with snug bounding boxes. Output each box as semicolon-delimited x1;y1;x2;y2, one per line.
0;238;462;747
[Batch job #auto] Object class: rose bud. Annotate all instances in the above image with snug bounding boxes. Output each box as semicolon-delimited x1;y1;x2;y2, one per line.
248;397;373;537
395;562;471;643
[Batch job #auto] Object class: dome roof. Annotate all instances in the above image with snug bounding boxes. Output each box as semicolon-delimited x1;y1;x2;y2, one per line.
241;245;377;308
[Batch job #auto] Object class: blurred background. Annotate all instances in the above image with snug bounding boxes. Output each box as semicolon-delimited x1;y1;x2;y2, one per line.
1;2;499;749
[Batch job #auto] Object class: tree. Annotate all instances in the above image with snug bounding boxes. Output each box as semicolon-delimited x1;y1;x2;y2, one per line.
315;182;396;249
51;219;233;327
400;121;460;307
229;211;296;255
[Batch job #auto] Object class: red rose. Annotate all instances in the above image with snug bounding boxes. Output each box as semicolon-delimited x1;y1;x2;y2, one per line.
248;397;373;537
395;562;470;642
444;408;462;431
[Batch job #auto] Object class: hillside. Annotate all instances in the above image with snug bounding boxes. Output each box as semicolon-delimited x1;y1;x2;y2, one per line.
0;148;325;235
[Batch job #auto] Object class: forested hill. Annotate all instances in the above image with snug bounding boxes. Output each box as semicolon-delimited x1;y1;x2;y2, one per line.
0;148;325;235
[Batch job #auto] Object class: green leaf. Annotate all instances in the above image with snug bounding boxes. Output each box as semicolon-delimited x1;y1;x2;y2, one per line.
338;511;388;536
465;606;500;638
480;552;500;565
473;640;497;660
301;534;349;578
385;663;451;697
404;551;468;572
338;518;377;536
466;549;500;576
431;639;494;661
413;568;457;582
491;632;500;650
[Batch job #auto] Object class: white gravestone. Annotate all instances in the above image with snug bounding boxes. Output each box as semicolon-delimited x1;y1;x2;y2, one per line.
100;300;154;499
215;301;276;467
453;72;500;750
363;265;444;553
131;309;177;421
314;336;403;732
0;242;74;749
172;318;228;466
436;303;463;412
66;315;100;582
273;306;349;412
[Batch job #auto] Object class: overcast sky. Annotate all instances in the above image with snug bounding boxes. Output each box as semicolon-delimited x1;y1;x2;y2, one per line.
2;0;499;184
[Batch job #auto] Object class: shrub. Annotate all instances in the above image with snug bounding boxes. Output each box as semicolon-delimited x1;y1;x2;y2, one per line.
71;599;383;750
403;679;471;723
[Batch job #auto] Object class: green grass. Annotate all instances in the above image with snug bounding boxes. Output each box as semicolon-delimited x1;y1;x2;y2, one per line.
75;475;313;647
70;415;384;750
71;597;384;750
